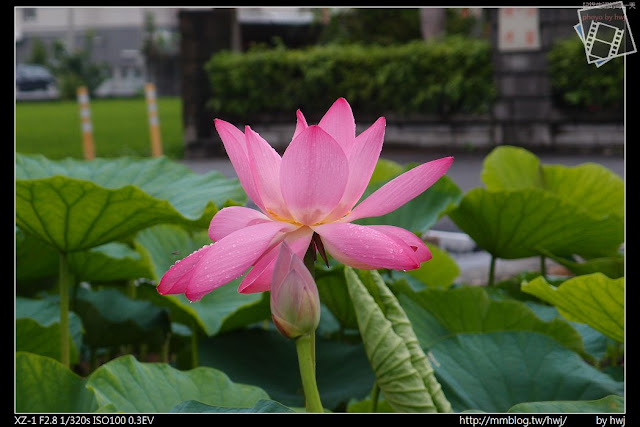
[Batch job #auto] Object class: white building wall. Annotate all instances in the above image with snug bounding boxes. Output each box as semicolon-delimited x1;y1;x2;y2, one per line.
16;7;313;34
236;7;314;24
17;7;179;33
15;7;184;96
15;7;315;97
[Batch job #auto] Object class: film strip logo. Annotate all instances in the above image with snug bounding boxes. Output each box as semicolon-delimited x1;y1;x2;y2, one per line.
584;20;625;60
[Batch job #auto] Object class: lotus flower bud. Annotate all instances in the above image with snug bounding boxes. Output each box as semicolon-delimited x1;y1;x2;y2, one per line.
270;243;320;339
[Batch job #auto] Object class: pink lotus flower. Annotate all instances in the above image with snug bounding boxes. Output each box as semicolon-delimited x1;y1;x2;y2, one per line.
270;243;320;339
158;98;453;301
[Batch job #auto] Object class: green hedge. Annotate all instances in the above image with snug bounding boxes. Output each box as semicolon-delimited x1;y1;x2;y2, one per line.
205;36;495;120
547;36;623;112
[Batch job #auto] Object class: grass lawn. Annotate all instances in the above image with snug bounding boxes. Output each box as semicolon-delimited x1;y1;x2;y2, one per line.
15;97;184;160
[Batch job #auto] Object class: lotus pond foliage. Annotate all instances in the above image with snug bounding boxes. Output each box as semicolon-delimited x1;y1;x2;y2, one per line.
16;114;624;413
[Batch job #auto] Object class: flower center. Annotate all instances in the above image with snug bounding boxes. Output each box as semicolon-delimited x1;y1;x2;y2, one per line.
267;209;351;227
266;209;302;226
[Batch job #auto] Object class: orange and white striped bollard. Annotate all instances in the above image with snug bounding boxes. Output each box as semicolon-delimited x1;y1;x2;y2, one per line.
76;86;95;160
145;83;163;157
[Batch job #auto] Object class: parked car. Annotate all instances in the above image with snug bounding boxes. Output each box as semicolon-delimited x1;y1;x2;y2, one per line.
16;63;60;101
94;76;145;98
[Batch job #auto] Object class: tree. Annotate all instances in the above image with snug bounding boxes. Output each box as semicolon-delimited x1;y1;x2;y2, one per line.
27;37;49;66
419;8;446;40
318;8;422;45
50;30;110;99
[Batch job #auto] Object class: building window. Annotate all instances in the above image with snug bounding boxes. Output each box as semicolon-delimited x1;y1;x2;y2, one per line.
23;8;37;22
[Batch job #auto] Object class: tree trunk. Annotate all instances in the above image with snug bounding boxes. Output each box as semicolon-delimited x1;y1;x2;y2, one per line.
419;8;446;40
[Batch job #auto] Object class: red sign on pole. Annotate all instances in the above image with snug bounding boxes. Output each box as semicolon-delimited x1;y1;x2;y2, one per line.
498;8;541;51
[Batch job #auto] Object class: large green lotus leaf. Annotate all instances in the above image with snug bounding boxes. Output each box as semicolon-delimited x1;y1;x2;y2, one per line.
134;224;269;336
481;145;544;191
507;395;624;413
317;304;342;336
391;293;450;350
16;297;83;364
397;285;585;355
448;188;623;259
170;399;295;413
484;271;565;304
539;249;624;279
72;287;171;349
346;396;394;413
604;366;624;382
482;146;624;219
15;226;59;281
542;163;623;219
522;273;624;343
16;154;246;216
216;292;271;334
69;242;153;282
15;352;98;413
15;154;246;252
16;176;171;253
345;267;450;413
135;280;268;338
359;269;452;412
139;282;268;339
85;354;268;412
312;258;389;334
389;243;460;290
356;175;462;235
16;232;153;283
430;331;624;413
524;301;613;362
198;328;374;411
455;146;623;260
315;263;358;330
134;224;211;282
368;158;406;185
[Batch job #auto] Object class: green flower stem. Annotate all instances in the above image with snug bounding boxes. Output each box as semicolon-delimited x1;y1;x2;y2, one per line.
310;329;316;369
161;332;171;363
540;255;546;278
71;274;79;312
303;237;317;370
295;333;323;413
127;279;137;299
59;252;71;368
295;237;321;410
370;382;380;413
488;255;496;286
